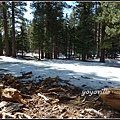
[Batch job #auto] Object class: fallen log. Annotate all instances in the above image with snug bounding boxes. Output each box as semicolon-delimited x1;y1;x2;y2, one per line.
17;71;33;79
22;71;32;76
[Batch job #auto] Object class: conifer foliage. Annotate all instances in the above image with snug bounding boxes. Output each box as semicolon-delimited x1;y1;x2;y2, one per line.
0;1;120;62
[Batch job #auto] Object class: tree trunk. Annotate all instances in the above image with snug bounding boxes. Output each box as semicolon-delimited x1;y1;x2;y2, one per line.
41;49;44;59
0;32;3;56
96;2;100;58
100;48;105;62
45;53;48;58
21;47;24;58
38;46;40;60
82;53;86;61
73;40;75;58
2;2;10;56
54;43;57;59
100;22;105;63
47;52;50;59
49;52;52;59
45;2;52;59
82;2;86;61
21;27;24;58
78;53;80;60
12;2;16;57
68;34;72;59
97;23;101;58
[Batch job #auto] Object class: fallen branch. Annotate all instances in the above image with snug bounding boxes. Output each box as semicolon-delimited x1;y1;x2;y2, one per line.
14;112;32;119
17;71;33;79
1;112;14;119
23;71;32;76
84;108;106;118
81;96;86;103
37;93;51;102
21;93;32;99
48;87;67;93
51;99;59;104
26;83;32;90
44;92;59;96
59;95;77;101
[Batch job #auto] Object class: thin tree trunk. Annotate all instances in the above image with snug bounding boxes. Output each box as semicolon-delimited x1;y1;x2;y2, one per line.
82;2;86;61
0;32;3;56
41;51;44;59
79;53;80;60
94;2;97;44
100;22;105;63
2;2;10;56
21;27;24;58
68;35;72;59
41;45;44;59
95;2;100;58
45;53;48;58
21;43;24;58
38;45;40;60
82;53;86;61
50;52;52;59
12;2;16;57
54;43;57;59
94;22;97;56
97;23;100;58
45;2;51;59
100;48;105;62
73;41;75;58
48;52;50;59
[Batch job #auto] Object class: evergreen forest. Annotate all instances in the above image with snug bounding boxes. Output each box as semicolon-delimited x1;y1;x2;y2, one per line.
0;1;120;63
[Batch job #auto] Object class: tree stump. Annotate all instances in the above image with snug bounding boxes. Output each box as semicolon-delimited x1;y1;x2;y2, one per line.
99;88;120;110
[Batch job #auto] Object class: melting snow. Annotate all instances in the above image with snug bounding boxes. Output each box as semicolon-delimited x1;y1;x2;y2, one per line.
0;55;120;91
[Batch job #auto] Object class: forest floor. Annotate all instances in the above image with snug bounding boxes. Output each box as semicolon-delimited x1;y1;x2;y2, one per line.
0;55;120;118
0;73;120;118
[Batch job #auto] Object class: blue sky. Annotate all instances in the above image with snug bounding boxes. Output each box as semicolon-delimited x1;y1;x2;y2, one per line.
24;1;76;20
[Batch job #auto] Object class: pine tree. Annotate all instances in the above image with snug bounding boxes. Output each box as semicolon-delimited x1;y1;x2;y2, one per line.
27;21;34;53
0;31;3;55
97;2;120;61
30;2;65;60
16;19;29;58
30;2;46;60
76;2;95;61
8;1;27;57
62;14;69;59
2;2;10;56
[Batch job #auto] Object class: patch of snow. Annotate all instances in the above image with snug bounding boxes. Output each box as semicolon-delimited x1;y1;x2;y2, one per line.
0;56;120;91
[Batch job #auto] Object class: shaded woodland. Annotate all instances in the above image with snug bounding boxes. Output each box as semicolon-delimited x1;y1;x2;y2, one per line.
0;2;120;62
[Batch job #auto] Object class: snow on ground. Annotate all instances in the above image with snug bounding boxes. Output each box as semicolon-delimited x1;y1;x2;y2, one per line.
0;55;120;91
